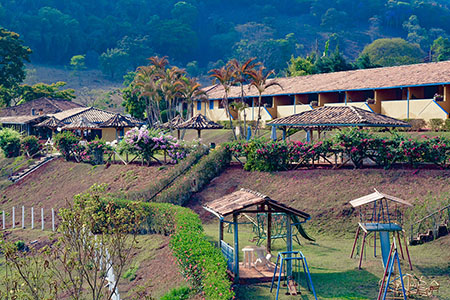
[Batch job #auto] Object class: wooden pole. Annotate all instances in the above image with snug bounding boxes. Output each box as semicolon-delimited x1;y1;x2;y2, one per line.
350;226;360;258
233;213;239;282
219;219;224;245
359;232;367;269
197;129;201;139
267;211;272;253
22;206;25;229
402;231;413;270
41;208;44;231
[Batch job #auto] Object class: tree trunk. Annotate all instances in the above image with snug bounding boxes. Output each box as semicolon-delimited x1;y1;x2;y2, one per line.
225;96;237;140
254;94;262;136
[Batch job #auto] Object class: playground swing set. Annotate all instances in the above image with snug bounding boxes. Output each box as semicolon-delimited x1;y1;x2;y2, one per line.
349;189;413;270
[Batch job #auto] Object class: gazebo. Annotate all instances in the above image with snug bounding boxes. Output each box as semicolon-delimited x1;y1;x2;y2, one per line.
99;113;138;140
203;188;312;282
178;113;223;138
35;116;65;137
267;106;410;141
63;116;100;140
158;115;185;139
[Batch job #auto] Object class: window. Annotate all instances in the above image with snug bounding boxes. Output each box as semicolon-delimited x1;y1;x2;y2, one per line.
197;101;201;111
261;96;273;108
209;100;214;110
219;100;224;109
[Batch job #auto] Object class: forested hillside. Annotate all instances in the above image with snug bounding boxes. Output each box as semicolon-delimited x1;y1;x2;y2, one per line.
1;0;450;76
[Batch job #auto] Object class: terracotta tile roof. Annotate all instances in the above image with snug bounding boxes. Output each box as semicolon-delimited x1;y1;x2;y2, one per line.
99;113;140;128
267;106;410;128
49;107;90;120
0;115;44;125
63;116;99;130
178;114;223;129
203;188;310;219
35;116;65;129
51;107;142;126
205;61;450;100
0;98;84;117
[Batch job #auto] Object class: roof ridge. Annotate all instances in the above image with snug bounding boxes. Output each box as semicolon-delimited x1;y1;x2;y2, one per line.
349;106;367;123
240;188;270;200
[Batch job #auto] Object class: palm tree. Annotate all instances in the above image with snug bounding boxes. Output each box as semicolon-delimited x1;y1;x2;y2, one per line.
209;65;236;140
245;66;282;136
228;58;259;138
133;65;161;126
159;66;185;129
177;76;206;139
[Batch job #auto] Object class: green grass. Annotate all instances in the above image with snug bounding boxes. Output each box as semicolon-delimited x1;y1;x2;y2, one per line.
203;221;450;300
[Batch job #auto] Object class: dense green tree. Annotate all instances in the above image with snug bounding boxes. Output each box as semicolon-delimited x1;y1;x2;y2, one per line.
359;38;424;67
431;37;450;62
171;1;199;26
70;54;86;71
0;28;31;106
286;54;316;76
99;48;129;79
117;35;154;70
16;82;76;104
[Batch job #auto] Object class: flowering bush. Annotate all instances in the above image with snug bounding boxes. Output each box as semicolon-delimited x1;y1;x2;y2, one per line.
21;135;40;157
122;127;192;164
76;138;113;165
0;128;21;158
54;131;81;161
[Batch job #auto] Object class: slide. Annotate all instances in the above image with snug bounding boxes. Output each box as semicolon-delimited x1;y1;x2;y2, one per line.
291;215;315;242
379;231;391;269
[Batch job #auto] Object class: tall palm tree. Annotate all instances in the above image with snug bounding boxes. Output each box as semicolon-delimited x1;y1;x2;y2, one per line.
159;66;185;128
245;66;282;136
133;65;161;126
209;65;236;140
228;58;259;138
177;76;206;139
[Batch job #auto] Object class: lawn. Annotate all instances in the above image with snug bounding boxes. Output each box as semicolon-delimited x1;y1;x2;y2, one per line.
203;221;450;300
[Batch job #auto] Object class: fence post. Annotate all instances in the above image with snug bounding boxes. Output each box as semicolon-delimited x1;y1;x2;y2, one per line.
41;208;44;231
31;207;34;229
2;210;5;230
22;206;25;229
12;206;15;229
52;208;55;232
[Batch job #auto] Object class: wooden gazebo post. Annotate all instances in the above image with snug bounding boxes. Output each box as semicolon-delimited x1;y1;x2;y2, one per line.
267;208;272;253
233;213;239;282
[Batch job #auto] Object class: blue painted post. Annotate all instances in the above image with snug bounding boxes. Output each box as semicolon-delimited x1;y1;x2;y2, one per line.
233;213;239;282
286;216;292;277
407;88;410;120
282;127;287;141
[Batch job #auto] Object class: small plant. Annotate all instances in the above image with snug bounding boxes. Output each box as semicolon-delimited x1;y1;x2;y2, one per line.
433;93;444;101
160;287;191;300
21;135;40;157
123;266;138;281
429;118;444;132
0;128;21;157
444;119;450;131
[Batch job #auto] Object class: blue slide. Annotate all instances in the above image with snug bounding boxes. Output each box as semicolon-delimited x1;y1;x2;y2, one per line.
379;231;391;268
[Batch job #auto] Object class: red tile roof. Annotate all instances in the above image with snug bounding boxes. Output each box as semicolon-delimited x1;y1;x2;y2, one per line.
0;98;84;117
205;61;450;100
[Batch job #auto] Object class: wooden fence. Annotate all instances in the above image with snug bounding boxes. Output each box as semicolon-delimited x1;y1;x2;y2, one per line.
1;206;58;231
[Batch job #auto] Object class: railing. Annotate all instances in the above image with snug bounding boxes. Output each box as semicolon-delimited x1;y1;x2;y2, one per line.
1;206;57;231
220;240;234;271
409;204;450;245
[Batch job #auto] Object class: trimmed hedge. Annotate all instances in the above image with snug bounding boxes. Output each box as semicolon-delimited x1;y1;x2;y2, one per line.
124;146;209;201
113;200;234;300
153;146;231;205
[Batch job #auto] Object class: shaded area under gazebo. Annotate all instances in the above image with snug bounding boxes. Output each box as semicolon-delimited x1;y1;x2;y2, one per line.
203;188;313;283
99;113;140;140
178;113;223;138
267;106;411;141
157;115;185;139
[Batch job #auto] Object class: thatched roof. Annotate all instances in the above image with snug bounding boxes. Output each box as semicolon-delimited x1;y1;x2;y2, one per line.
99;113;138;128
267;106;410;128
205;61;450;100
350;189;412;208
159;115;185;129
35;116;65;129
178;114;223;130
203;188;310;219
62;117;99;130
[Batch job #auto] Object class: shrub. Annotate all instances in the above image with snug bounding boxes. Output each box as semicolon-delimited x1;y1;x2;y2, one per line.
160;287;191;300
21;135;40;157
333;129;373;168
54;131;81;161
429;118;444;131
84;138;113;165
123;266;138;281
407;119;426;131
155;146;231;205
444;119;450;131
0;128;21;157
125;146;209;201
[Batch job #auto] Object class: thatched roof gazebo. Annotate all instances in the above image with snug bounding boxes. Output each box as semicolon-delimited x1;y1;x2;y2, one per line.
63;116;99;130
267;106;410;141
178;113;223;138
158;115;185;139
35;116;65;130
